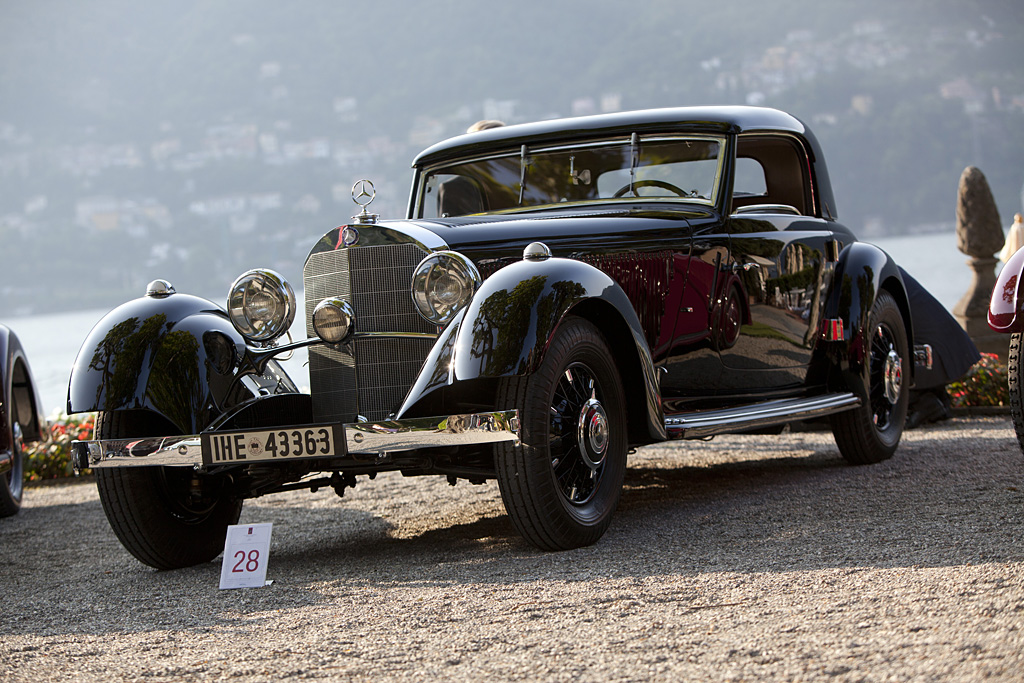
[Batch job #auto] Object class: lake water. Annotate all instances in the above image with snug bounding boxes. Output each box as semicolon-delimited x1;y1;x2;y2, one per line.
5;231;978;415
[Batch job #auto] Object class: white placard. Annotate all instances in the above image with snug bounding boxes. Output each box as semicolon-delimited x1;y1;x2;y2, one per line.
219;523;273;590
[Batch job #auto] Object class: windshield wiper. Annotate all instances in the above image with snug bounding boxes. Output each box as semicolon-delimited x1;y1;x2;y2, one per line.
518;144;528;206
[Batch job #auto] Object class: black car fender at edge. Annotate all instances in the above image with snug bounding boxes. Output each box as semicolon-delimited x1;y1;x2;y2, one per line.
822;241;913;385
66;293;299;435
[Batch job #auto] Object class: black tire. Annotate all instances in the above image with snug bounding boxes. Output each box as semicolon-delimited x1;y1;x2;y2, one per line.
1007;332;1024;453
0;416;25;518
95;411;242;569
495;316;628;550
831;290;910;464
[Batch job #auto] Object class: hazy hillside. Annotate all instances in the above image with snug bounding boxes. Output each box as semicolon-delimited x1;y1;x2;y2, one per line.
1;0;1022;314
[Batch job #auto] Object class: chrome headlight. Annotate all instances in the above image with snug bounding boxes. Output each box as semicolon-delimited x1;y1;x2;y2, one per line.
312;298;355;344
227;269;296;343
411;251;482;324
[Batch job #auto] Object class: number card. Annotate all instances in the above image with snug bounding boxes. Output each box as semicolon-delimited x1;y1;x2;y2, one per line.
219;523;273;590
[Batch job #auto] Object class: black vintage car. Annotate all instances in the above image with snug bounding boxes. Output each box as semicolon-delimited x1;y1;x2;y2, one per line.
1;323;48;517
71;106;924;569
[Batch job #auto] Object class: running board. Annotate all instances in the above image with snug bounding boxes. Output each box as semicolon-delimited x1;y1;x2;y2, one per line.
664;392;860;439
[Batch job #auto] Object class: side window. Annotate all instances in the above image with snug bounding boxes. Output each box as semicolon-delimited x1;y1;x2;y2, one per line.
734;157;767;198
732;135;811;216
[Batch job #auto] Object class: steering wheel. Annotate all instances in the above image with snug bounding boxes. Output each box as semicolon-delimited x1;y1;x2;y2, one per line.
613;179;691;198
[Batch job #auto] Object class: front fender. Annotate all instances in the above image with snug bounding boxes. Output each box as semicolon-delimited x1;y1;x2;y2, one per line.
396;256;665;442
821;241;911;380
988;245;1024;333
455;257;633;379
67;293;298;434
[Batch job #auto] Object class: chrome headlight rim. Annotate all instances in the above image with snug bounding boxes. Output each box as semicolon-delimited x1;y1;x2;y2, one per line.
227;268;296;344
312;298;355;345
411;251;482;325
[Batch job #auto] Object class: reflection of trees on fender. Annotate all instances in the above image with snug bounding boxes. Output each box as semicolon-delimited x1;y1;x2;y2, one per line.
86;313;206;432
471;276;547;374
851;268;876;364
88;314;168;411
469;276;587;375
146;330;204;433
857;267;875;320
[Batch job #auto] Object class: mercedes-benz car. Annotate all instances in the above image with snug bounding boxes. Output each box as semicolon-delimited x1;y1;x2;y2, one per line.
70;106;923;569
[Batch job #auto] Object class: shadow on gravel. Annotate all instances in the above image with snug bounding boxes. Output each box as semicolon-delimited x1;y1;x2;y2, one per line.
256;425;1022;591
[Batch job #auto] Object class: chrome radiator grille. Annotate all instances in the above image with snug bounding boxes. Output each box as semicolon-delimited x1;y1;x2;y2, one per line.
303;243;436;423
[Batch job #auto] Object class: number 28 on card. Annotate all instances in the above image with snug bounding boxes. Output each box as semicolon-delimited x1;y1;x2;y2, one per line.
220;523;273;590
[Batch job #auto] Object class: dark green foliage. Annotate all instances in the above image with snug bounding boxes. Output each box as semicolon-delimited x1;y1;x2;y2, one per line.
23;413;94;482
948;353;1009;407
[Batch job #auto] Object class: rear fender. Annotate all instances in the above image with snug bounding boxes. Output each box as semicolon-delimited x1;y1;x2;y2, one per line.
988;245;1024;333
820;242;912;383
396;256;666;442
67;293;298;434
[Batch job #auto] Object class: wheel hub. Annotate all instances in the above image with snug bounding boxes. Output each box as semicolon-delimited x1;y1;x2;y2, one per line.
577;398;609;470
883;348;902;405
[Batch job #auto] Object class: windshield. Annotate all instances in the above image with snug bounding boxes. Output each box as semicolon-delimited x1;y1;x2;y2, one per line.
417;135;724;218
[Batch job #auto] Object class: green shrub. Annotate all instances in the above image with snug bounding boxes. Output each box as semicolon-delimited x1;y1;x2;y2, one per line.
24;412;94;482
947;353;1008;408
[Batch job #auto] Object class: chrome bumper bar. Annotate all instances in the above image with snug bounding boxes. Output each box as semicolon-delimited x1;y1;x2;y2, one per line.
72;411;520;470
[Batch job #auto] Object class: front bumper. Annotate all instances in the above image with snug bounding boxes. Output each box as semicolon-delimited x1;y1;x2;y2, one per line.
72;411;520;471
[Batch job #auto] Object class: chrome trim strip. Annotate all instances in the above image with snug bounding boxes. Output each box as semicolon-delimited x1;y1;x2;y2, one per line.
664;392;860;439
733;204;800;216
72;411;520;470
253;331;441;359
346;331;440;341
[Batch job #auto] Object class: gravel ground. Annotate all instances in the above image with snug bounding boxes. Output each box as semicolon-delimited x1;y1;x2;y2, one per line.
1;416;1022;682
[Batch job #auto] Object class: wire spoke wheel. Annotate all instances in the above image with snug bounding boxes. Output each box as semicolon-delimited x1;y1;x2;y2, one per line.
1006;333;1024;453
549;363;610;506
832;290;909;465
869;322;903;431
496;317;627;550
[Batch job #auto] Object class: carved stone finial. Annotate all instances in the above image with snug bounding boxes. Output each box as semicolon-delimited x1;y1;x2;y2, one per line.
956;166;1004;257
953;166;1006;356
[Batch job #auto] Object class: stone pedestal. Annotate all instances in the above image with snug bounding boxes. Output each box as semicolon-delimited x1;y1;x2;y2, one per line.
954;167;1006;358
954;257;1007;357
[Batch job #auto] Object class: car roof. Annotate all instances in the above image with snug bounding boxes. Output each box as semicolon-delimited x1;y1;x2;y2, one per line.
412;105;838;220
413;106;807;167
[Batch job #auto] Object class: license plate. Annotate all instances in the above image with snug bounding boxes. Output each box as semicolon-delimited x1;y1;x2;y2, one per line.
201;425;342;465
